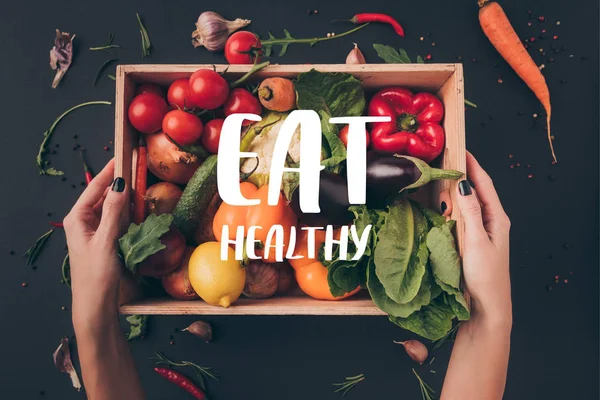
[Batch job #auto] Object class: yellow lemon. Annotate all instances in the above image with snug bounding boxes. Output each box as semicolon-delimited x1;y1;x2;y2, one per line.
188;242;245;308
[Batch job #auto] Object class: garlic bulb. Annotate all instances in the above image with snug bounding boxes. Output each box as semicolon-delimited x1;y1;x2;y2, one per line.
346;43;366;64
191;11;251;51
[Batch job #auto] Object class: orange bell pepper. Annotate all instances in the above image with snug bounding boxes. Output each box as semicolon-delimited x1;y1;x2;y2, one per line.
212;182;297;263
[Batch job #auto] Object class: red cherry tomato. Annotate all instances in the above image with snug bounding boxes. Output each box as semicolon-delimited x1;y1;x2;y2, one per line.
223;88;262;126
128;93;169;134
201;119;225;154
135;83;165;98
225;31;262;64
188;69;230;110
162;110;204;146
167;78;194;110
339;125;371;148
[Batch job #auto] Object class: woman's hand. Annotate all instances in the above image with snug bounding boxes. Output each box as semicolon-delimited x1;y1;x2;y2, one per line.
441;151;511;400
63;159;128;328
454;151;512;328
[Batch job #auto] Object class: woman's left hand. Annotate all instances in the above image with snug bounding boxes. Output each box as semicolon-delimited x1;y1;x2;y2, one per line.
63;159;128;327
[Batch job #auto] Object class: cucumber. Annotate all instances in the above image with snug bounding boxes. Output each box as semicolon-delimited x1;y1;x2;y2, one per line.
173;155;218;241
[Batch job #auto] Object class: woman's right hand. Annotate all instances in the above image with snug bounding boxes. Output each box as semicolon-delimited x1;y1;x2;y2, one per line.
453;152;512;328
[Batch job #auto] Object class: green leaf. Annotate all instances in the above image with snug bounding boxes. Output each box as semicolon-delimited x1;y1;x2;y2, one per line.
374;199;428;304
368;258;432;318
295;69;365;118
427;222;461;290
126;314;148;340
318;110;347;172
44;167;65;176
389;297;456;340
444;292;470;321
118;213;173;274
416;55;425;64
373;44;411;63
411;200;447;228
327;257;364;297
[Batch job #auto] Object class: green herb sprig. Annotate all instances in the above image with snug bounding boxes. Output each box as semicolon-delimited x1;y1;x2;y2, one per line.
332;374;365;396
89;33;120;51
24;228;54;266
432;323;461;350
61;253;70;287
136;13;152;58
413;368;435;400
93;58;118;86
152;352;218;391
36;101;112;175
260;23;368;57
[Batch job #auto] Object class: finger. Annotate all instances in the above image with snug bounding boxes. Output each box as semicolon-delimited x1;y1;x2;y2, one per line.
466;152;506;218
92;186;111;215
438;190;453;217
97;177;127;239
455;180;488;243
72;159;116;211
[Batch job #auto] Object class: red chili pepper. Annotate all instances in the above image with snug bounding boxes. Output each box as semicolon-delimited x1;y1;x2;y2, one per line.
350;13;405;37
80;150;93;185
368;87;445;162
49;221;64;228
154;367;208;400
133;137;148;224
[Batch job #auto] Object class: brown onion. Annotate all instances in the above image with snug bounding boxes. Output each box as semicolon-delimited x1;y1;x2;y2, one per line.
146;182;183;215
243;261;278;299
138;227;186;277
161;247;199;300
146;132;200;184
275;262;295;294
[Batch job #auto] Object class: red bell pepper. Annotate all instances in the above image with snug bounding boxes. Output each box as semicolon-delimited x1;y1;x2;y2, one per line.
368;88;445;162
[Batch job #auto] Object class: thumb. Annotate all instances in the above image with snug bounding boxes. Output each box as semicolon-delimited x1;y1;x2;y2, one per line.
455;180;488;242
98;177;128;239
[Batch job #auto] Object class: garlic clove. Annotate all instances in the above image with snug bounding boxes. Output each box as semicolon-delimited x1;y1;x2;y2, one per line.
346;43;366;64
394;340;429;364
192;11;251;52
182;320;213;342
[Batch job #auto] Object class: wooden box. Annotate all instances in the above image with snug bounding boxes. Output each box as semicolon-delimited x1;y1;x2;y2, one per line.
115;64;466;315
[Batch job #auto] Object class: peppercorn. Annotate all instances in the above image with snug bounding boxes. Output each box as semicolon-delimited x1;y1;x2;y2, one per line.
538;16;545;22
431;42;436;47
9;250;14;255
527;173;533;179
103;146;110;151
61;177;67;181
471;58;477;63
508;154;513;159
420;36;424;41
22;282;28;287
71;184;76;189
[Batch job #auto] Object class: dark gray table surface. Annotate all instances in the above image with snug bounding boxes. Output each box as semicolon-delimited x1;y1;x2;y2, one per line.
0;0;597;398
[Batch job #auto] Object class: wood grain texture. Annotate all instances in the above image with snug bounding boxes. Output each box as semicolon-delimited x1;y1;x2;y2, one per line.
116;63;466;315
120;294;387;316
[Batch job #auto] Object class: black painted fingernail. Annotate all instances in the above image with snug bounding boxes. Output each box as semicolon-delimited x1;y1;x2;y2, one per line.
458;180;472;196
112;177;125;192
440;201;447;214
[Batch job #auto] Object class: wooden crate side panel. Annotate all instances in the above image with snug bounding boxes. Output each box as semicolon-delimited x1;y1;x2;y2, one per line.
120;296;387;316
114;65;136;227
121;64;455;92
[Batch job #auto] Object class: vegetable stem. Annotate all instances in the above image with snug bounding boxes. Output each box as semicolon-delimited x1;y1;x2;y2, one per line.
24;228;54;266
93;58;118;86
261;23;368;46
89;33;120;51
230;61;270;88
36;101;112;175
136;13;152;58
464;98;478;108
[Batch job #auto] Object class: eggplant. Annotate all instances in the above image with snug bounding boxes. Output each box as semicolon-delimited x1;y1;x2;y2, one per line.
366;151;463;209
290;170;354;226
290;152;463;225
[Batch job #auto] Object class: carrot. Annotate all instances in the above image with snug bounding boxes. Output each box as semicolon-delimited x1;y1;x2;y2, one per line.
133;137;148;224
478;0;555;162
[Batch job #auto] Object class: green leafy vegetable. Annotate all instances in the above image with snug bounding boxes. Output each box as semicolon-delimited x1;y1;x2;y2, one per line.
412;200;447;228
374;199;429;304
427;221;461;290
118;213;173;274
126;314;148;340
368;258;432;318
389;297;455;341
295;69;366;117
318;110;346;173
332;373;365;396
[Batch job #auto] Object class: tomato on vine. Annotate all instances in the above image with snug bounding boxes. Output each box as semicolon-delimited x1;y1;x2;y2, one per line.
223;88;262;126
202;119;225;154
167;78;194;110
188;69;230;110
162;110;203;145
128;93;169;134
225;31;262;64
